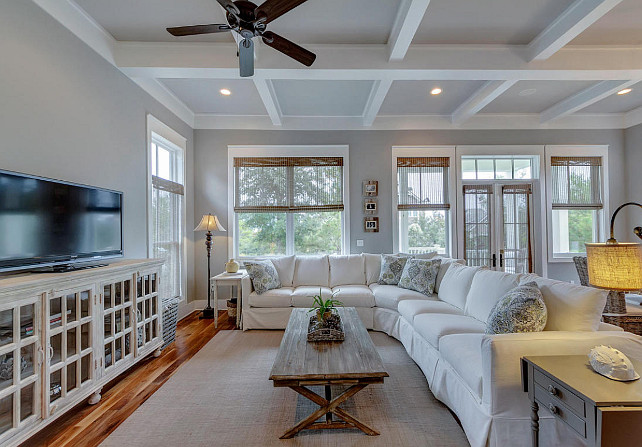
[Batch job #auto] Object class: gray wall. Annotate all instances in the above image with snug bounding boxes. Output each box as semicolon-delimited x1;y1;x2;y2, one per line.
624;123;642;238
194;128;627;300
0;2;196;301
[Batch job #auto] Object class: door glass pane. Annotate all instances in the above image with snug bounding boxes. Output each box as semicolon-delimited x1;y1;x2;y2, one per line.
495;159;513;179
463;186;492;267
115;310;122;334
152;321;158;339
503;186;532;274
81;291;90;318
115;338;122;363
104;285;112;309
81;323;90;351
51;333;62;365
0;352;13;391
137;277;143;298
81;355;90;383
50;369;62;403
461;159;476;179
0;309;12;347
151;274;157;293
145;276;150;296
145;300;150;320
104;314;112;338
124;307;131;329
124;280;131;302
50;297;62;329
20;304;35;339
66;293;77;322
0;394;12;434
152;297;158;317
21;344;35;380
20;383;34;421
477;159;494;179
105;343;112;368
514;159;532;179
67;362;77;392
125;333;131;356
115;283;122;307
67;327;77;357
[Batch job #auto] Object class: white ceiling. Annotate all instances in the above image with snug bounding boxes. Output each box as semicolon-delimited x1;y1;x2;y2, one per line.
35;0;642;130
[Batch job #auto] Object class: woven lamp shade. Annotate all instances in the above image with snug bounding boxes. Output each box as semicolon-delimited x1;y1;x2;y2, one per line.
586;243;642;291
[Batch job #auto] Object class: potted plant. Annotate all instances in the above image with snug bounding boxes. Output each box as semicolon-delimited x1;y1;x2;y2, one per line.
307;288;345;342
308;289;343;322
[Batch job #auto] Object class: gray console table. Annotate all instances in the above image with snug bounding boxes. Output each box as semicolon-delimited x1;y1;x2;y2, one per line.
522;355;642;446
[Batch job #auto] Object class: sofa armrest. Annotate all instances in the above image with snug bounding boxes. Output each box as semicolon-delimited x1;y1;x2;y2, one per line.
481;331;642;416
241;275;253;313
599;321;624;331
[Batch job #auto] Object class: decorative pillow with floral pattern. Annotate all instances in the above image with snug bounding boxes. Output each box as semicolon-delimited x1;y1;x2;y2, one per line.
486;282;547;334
398;258;442;296
244;260;281;295
378;254;409;285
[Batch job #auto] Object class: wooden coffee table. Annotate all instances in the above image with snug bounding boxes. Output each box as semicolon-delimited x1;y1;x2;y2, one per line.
269;307;389;439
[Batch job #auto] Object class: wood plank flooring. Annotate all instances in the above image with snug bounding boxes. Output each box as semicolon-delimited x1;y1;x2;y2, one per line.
23;311;235;447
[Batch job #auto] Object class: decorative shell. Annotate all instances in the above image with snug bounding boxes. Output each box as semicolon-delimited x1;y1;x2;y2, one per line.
588;345;640;381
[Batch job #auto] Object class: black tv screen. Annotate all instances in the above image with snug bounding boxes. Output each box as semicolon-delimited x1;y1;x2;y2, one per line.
0;170;123;272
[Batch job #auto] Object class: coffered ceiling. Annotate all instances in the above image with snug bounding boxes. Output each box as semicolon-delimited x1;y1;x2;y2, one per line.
33;0;642;130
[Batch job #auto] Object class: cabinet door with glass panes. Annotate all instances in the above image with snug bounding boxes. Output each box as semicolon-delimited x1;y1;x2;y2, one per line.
0;296;41;444
100;275;135;375
45;286;94;416
135;270;162;355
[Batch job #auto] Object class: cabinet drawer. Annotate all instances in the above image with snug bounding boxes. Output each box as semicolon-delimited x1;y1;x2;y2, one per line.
535;384;586;438
534;369;585;416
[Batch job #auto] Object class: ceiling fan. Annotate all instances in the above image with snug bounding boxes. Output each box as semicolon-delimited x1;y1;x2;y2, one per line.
166;0;316;77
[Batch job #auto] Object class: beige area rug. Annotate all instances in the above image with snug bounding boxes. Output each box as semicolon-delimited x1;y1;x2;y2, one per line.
101;331;469;447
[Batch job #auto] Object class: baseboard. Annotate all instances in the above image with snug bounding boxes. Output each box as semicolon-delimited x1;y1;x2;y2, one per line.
178;299;229;321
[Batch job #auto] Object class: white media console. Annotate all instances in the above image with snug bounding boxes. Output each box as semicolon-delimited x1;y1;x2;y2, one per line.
0;259;164;446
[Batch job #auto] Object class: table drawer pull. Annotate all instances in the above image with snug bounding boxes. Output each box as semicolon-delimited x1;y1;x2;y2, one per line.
534;370;585;416
548;385;557;396
548;404;558;414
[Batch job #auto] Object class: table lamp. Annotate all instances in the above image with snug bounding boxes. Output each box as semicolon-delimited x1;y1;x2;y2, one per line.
586;202;642;313
194;214;226;319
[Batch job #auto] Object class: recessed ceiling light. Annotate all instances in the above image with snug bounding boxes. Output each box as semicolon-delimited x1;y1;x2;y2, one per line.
617;88;632;95
220;88;232;96
519;88;537;97
431;88;442;95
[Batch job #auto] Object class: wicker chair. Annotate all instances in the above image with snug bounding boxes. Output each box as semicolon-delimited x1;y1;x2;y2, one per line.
573;256;626;314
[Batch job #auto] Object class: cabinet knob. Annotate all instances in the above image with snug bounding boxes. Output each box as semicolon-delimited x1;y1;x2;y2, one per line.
547;385;558;396
548;404;558;415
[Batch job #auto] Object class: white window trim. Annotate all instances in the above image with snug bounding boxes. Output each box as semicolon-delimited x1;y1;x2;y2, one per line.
392;146;457;256
146;114;188;301
544;145;609;263
227;145;350;259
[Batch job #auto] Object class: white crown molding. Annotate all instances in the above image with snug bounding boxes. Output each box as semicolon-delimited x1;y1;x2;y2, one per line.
624;106;642;128
134;79;195;127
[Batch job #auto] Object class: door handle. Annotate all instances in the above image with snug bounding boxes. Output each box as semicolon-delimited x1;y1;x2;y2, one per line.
500;253;504;268
492;253;497;268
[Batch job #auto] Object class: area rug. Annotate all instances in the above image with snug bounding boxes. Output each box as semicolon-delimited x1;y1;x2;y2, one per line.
101;331;469;447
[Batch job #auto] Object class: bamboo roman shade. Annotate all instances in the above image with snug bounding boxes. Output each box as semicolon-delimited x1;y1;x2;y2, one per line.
152;175;185;196
234;157;344;213
397;157;450;211
551;156;603;209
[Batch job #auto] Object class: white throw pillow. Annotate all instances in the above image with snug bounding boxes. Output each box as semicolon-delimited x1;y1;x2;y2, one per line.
329;254;366;287
268;255;296;287
438;263;483;309
293;255;329;287
520;276;607;331
363;253;382;285
434;257;467;293
465;269;523;322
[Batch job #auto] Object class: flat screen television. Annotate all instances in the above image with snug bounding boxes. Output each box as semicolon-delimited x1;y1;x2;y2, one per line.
0;170;123;273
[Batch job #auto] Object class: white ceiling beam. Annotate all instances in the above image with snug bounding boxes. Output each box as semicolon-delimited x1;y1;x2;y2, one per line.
115;42;642;81
362;80;393;126
451;80;517;125
253;78;282;126
624;105;642;128
526;0;623;61
540;80;637;123
388;0;432;61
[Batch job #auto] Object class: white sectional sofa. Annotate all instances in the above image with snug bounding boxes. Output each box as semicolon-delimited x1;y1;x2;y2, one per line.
241;254;642;447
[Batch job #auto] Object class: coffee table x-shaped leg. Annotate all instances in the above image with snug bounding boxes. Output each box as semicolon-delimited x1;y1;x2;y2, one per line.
280;382;380;439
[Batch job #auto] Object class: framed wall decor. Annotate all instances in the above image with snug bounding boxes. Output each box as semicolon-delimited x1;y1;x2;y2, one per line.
364;217;379;232
363;180;378;197
364;198;377;214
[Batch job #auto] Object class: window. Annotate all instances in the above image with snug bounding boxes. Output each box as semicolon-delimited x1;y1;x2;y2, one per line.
550;156;603;257
233;155;346;257
150;133;185;301
461;156;534;180
396;157;450;255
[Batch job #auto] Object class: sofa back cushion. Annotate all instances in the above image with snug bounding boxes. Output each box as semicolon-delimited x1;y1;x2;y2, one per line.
434;257;466;293
268;255;296;287
520;276;607;331
465;269;522;322
329;254;365;287
363;253;381;285
438;263;482;309
293;255;330;287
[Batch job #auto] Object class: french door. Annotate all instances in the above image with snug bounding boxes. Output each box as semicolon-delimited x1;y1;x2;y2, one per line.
462;182;534;274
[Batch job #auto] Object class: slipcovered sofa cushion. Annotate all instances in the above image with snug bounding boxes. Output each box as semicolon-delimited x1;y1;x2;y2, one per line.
293;255;329;287
520;276;607;331
268;255;296;287
244;260;281;295
248;287;294;308
486;282;547;334
363;253;382;285
291;286;332;307
438;263;482;310
465;269;522;323
434;257;466;293
398;258;441;296
329;254;365;287
439;333;484;399
414;313;486;348
398;299;463;323
369;284;435;311
378;254;409;285
330;285;375;307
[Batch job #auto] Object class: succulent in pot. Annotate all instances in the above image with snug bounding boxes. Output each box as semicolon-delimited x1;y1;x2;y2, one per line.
308;288;343;323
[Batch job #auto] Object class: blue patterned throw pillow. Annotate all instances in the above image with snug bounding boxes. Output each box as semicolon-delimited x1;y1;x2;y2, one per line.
486;281;547;334
398;258;442;296
378;254;409;285
244;260;281;295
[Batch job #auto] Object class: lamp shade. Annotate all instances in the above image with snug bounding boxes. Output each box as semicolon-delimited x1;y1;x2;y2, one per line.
194;214;226;232
585;242;642;291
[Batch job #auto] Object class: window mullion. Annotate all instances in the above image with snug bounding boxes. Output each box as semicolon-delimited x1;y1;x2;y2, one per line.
287;166;295;255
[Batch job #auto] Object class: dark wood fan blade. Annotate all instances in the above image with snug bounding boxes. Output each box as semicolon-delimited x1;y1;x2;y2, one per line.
255;0;309;24
167;24;232;36
262;31;316;66
215;0;240;15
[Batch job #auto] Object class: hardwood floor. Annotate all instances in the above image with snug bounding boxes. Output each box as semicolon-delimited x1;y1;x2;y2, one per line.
23;311;235;447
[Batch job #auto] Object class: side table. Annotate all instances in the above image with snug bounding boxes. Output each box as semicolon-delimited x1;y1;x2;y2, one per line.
521;355;642;446
603;304;642;336
210;270;248;329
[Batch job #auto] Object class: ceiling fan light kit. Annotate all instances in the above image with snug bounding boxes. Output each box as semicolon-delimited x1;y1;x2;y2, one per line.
166;0;316;77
